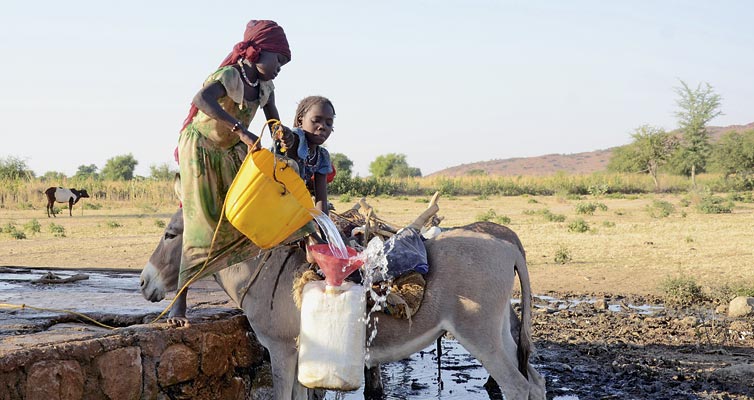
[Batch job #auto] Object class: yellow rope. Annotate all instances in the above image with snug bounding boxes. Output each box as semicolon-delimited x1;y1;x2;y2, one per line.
0;302;118;330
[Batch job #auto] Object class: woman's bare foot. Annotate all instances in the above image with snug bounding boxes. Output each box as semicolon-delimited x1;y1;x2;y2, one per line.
166;290;190;327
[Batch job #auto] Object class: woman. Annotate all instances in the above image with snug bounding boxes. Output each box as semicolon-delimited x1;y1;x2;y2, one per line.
170;20;294;325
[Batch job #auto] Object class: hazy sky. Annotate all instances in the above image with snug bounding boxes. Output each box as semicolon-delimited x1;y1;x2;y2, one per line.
1;1;752;178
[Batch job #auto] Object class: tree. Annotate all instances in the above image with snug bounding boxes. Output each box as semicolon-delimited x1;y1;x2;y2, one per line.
607;125;677;190
330;153;354;178
673;80;722;187
149;163;179;181
101;154;138;181
0;156;35;180
41;171;67;182
74;164;99;180
709;130;754;179
369;153;422;178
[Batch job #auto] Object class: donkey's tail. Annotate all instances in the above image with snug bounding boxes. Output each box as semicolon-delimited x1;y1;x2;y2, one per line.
515;249;532;378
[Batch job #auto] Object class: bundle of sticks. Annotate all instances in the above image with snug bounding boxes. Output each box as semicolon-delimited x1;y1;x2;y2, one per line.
329;192;442;246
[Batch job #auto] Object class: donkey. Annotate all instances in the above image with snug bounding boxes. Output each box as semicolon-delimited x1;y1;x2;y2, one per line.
141;209;546;400
44;187;89;217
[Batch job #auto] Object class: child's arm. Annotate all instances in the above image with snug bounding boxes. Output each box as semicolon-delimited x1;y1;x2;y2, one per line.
313;173;329;215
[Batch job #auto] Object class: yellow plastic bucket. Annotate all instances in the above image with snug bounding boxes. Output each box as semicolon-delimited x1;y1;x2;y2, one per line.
225;148;314;249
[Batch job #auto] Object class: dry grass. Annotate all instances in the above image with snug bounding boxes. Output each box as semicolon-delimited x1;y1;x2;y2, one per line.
1;193;753;296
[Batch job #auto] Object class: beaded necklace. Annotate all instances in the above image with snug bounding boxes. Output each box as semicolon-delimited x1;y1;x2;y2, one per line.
306;147;319;167
238;60;259;88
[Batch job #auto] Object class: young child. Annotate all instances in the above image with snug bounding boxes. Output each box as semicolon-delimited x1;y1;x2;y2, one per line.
276;96;336;215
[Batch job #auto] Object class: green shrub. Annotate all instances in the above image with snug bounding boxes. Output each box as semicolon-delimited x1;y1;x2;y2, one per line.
476;209;497;222
154;219;166;228
554;246;572;264
527;198;538;204
575;202;607;215
707;284;736;306
475;209;511;225
697;196;733;214
679;198;691;207
541;209;566;222
49;223;66;237
105;220;122;228
661;275;706;306
587;183;609;196
10;230;26;239
23;219;41;234
647;200;674;218
567;219;590;233
727;192;754;203
496;215;512;224
2;223;17;234
602;221;615;228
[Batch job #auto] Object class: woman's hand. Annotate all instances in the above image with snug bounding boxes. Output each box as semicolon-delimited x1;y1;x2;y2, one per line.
238;128;261;152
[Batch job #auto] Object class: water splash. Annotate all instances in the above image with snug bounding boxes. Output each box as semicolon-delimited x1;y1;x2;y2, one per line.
358;236;396;363
309;209;349;260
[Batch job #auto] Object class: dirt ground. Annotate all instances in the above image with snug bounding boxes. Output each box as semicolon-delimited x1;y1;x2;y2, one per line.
528;292;754;400
1;197;753;399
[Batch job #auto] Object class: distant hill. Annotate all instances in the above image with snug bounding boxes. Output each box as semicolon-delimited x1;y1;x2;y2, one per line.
429;122;754;177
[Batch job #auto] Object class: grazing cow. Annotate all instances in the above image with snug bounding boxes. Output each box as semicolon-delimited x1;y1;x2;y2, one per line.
45;187;89;217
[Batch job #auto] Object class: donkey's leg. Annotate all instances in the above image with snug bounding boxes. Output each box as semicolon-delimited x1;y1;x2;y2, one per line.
363;365;384;399
451;310;529;400
526;364;547;400
266;341;304;400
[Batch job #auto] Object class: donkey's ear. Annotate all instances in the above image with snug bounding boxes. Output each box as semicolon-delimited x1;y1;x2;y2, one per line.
173;173;182;202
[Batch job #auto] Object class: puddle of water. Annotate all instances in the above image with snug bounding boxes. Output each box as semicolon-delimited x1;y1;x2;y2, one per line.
324;338;491;399
628;304;664;314
534;295;664;316
0;267;200;319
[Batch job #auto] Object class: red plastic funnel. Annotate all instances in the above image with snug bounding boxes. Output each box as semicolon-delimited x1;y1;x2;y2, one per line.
307;244;363;286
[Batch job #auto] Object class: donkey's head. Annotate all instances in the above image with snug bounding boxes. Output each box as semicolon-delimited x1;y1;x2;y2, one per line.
140;208;183;302
140;174;183;302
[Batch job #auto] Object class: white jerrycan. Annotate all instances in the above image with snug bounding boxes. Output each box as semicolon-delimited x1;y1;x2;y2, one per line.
297;280;366;390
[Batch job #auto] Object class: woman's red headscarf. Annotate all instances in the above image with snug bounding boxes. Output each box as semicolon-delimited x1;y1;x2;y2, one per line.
180;20;291;132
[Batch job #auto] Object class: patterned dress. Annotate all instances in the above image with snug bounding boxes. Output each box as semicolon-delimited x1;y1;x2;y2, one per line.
176;66;275;286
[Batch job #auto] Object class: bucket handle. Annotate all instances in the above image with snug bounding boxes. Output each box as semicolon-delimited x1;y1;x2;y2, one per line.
152;118;286;323
252;119;289;195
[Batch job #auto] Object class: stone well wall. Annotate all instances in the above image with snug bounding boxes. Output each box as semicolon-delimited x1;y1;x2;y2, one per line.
0;310;274;400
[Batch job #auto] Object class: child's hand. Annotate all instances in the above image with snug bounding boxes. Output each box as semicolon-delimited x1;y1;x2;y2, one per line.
238;128;262;152
275;125;296;153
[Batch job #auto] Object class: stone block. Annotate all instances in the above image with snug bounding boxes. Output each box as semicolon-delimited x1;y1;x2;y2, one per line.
158;344;199;386
25;360;84;400
95;346;142;400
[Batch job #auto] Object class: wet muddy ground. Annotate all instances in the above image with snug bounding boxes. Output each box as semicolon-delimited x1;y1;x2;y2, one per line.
2;268;752;399
530;292;754;400
333;292;754;400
